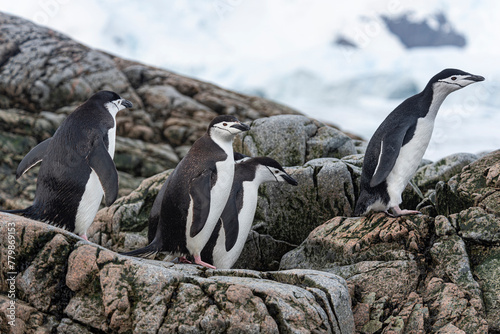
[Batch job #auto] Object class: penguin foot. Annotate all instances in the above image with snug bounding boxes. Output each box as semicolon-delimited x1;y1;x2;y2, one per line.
177;256;192;264
383;210;396;218
80;233;89;241
391;206;421;217
193;255;216;269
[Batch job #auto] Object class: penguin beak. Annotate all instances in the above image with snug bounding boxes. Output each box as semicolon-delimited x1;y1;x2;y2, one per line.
231;122;250;132
282;174;298;186
465;74;485;82
120;99;133;108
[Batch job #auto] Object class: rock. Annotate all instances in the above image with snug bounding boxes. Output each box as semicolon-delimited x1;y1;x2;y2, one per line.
114;136;179;177
234;115;356;167
429;234;484;313
449;207;500;243
381;12;467;49
231;231;297;272
255;158;356;245
0;213;355;333
413;152;477;190
445;150;500;214
474;248;500;332
280;214;431;269
423;277;488;333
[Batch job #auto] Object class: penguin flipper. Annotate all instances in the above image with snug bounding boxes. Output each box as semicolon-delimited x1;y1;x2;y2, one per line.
369;129;407;188
189;169;214;238
16;138;52;179
88;139;119;206
220;193;239;252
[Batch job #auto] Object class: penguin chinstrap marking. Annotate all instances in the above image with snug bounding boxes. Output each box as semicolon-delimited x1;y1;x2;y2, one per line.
121;115;250;269
1;91;133;239
354;69;484;217
200;157;298;269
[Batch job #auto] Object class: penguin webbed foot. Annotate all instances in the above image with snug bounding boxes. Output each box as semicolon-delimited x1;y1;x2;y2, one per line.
388;206;422;217
177;256;192;264
193;255;216;269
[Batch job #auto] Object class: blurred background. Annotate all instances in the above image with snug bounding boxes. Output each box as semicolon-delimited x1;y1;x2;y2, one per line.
4;0;500;160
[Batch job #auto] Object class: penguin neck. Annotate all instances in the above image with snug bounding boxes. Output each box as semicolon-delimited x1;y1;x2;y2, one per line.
425;83;453;120
209;132;234;156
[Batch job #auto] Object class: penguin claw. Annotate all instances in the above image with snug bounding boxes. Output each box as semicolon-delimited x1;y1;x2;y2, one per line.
193;255;216;269
177;256;192;264
384;210;396;218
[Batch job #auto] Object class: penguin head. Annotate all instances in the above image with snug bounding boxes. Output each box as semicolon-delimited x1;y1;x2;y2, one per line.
250;157;298;185
430;68;485;95
89;90;133;117
208;115;250;140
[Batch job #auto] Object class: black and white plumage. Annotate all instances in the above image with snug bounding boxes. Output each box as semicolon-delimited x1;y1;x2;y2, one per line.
200;157;298;269
122;115;250;269
354;69;484;217
1;91;132;238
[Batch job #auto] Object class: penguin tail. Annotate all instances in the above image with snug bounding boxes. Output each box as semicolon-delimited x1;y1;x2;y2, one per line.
353;191;371;217
120;241;161;258
0;206;33;216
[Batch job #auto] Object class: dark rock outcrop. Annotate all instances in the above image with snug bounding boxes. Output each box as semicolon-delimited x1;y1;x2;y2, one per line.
381;12;467;49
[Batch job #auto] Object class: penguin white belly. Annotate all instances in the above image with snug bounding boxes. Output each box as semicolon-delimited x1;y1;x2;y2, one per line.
213;182;259;269
386;117;435;208
74;171;104;235
74;126;116;236
107;126;116;158
185;158;235;255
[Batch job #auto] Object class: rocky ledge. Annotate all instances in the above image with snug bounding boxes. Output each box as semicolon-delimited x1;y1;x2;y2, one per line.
0;214;354;333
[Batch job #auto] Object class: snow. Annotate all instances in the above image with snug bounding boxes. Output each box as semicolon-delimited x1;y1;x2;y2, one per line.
3;0;500;160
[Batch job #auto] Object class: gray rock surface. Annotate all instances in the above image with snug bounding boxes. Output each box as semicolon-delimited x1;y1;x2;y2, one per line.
234;115;357;167
280;150;500;333
0;213;354;334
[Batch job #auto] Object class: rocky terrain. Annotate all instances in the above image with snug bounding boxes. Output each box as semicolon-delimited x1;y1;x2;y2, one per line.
0;12;499;334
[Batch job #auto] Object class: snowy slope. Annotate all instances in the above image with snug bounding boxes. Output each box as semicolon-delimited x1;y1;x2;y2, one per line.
3;0;500;160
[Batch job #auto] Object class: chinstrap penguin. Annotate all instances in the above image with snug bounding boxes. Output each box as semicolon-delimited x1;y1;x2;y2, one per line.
1;91;132;239
354;69;484;217
121;115;250;269
201;156;298;269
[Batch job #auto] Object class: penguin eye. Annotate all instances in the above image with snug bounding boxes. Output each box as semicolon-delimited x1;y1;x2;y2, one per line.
451;77;457;81
275;170;279;174
223;123;227;126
